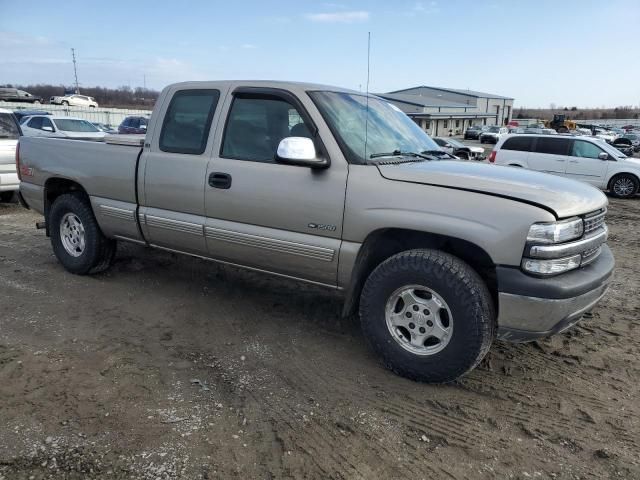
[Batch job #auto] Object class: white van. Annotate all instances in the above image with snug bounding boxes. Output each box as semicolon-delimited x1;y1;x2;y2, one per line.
490;134;640;198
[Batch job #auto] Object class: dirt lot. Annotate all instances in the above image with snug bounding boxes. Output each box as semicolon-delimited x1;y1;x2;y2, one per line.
0;196;638;480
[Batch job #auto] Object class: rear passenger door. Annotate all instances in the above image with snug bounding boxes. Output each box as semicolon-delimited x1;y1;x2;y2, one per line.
138;87;223;255
498;136;533;166
529;137;571;175
565;139;609;187
203;86;348;286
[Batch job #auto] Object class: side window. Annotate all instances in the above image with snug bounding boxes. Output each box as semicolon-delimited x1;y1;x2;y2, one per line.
42;117;54;130
502;136;533;152
221;94;313;163
533;137;570;155
571;140;603;159
28;117;44;130
130;118;139;128
159;89;220;154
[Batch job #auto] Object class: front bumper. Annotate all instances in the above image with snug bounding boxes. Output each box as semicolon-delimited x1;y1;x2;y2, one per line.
496;245;614;342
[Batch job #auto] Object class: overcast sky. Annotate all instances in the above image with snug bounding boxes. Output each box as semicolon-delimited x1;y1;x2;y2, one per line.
1;0;639;108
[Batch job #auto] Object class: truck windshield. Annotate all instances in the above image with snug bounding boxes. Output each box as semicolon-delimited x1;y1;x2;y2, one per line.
54;119;100;132
309;91;439;164
0;113;20;139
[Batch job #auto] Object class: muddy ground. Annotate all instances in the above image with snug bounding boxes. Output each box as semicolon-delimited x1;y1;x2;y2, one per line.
0;196;638;480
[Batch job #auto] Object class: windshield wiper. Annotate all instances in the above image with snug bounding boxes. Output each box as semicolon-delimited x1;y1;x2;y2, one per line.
370;150;433;160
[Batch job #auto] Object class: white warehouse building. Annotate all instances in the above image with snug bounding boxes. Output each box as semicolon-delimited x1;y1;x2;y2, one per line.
377;86;514;137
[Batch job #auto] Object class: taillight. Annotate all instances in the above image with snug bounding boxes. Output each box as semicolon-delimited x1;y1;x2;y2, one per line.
15;141;21;181
488;150;497;163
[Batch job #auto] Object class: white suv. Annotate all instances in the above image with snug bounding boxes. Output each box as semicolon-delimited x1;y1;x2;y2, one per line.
479;126;509;144
490;134;640;198
49;94;99;108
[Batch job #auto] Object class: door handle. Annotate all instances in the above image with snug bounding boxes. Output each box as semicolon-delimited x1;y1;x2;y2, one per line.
209;172;232;189
569;160;578;163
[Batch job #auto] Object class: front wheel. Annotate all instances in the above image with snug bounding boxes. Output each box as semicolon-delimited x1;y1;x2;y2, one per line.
609;173;639;198
49;193;116;274
359;249;495;383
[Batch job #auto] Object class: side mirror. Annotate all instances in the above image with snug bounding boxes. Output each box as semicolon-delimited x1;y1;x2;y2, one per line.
598;152;609;160
42;126;54;132
276;137;328;168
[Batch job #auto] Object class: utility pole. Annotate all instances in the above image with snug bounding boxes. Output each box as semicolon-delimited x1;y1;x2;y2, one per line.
71;48;79;94
143;74;146;90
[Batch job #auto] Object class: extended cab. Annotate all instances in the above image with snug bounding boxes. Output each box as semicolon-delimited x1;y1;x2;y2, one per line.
17;81;614;383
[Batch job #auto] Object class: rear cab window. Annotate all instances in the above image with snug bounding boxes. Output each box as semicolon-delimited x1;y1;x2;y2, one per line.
159;89;220;154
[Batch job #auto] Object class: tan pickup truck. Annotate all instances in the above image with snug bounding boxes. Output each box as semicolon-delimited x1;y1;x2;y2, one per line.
17;81;614;382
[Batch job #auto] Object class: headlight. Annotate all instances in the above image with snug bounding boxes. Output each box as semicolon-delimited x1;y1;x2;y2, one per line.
522;254;582;276
527;218;583;244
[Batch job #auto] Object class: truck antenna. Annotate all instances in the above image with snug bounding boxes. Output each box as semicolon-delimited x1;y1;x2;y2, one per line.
364;32;371;160
71;48;80;94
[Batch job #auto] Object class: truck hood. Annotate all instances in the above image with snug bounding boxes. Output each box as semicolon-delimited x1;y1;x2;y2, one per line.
376;160;607;218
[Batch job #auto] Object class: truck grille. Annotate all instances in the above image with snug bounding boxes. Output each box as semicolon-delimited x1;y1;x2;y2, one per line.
584;209;606;235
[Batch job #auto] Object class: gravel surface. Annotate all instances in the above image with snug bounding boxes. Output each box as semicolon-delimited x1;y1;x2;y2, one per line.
0;196;638;479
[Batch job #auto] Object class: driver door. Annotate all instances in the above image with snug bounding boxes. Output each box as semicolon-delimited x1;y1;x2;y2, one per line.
565;139;609;187
203;86;348;286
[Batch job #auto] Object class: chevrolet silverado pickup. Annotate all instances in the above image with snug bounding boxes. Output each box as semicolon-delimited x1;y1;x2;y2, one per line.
17;81;614;383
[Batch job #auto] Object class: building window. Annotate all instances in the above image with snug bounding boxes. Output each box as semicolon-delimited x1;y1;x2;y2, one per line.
455;120;460;128
443;120;448;129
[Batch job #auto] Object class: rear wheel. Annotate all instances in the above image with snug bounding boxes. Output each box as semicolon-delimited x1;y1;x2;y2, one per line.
609;173;639;198
49;193;116;274
359;249;495;383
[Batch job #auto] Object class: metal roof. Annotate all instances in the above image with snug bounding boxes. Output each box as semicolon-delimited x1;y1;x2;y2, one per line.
376;92;470;108
388;85;514;100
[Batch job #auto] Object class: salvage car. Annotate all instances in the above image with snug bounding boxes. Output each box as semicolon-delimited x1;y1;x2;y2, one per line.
21;115;106;141
0;108;21;202
17;81;614;383
463;125;486;139
433;137;485;160
490;134;640;198
612;137;635;157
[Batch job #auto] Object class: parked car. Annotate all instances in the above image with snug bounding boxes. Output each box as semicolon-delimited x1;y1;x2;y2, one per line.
93;122;118;134
596;130;618;144
17;80;613;383
14;109;52;124
612;137;635;156
523;127;544;134
541;128;558;135
118;116;149;134
622;133;640;151
0;108;22;202
21;115;106;140
490;134;639;198
0;87;44;104
49;94;99;108
463;125;486;140
479;126;509;144
508;127;524;134
433;137;485;160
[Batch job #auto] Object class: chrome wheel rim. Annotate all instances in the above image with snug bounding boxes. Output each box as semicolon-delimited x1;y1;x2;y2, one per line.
385;285;453;356
60;213;86;257
613;177;634;196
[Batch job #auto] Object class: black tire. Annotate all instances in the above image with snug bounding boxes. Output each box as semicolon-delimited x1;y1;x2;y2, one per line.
0;191;14;202
359;249;495;383
609;173;639;199
480;138;485;144
457;151;469;160
49;193;116;274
